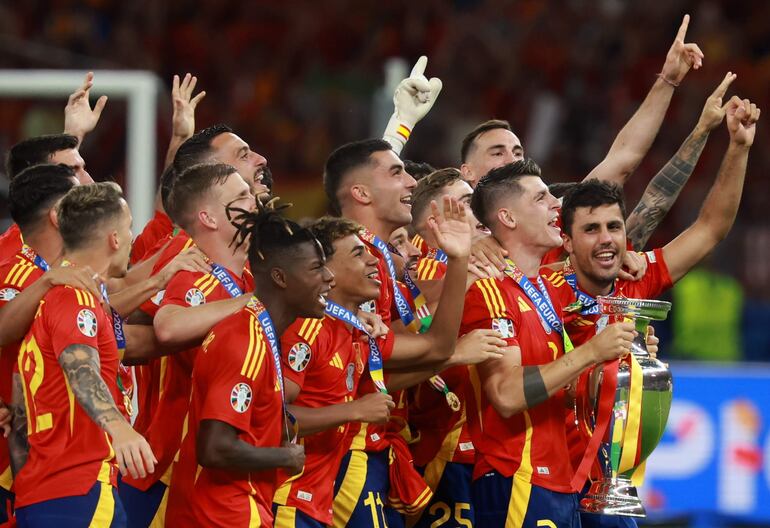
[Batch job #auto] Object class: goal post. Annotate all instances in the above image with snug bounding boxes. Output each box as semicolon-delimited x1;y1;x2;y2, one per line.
0;70;161;228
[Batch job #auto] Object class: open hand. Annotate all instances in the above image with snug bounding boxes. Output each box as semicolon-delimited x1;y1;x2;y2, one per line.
450;329;509;366
64;72;108;143
172;73;206;140
428;197;471;260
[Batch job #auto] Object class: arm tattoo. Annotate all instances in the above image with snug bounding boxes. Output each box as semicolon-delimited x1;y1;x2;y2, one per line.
9;373;29;476
522;366;549;409
58;344;125;431
626;130;710;250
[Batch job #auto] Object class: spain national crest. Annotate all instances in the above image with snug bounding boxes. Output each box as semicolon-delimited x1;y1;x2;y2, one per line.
77;309;98;338
230;382;252;413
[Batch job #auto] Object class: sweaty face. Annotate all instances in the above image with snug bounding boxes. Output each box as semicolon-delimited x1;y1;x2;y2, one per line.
502;176;561;250
388;227;420;276
364;150;417;229
462;128;524;188
562;203;627;289
284;242;335;319
327;234;381;304
109;200;133;278
210;133;269;199
212;173;256;249
50;148;92;184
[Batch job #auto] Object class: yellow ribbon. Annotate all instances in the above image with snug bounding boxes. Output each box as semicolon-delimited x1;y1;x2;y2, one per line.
619;353;643;474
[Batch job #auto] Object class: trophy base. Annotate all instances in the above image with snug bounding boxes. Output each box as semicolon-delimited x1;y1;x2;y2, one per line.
579;477;646;518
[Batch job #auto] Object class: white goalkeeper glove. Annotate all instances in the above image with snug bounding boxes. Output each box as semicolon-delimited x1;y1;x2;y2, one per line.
382;56;443;154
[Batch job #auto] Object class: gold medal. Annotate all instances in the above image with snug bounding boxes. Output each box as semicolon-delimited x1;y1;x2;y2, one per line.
445;391;461;412
123;392;135;418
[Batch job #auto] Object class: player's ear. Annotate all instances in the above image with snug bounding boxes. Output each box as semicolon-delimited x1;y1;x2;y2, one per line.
498;208;516;229
270;266;288;289
459;163;474;185
562;231;573;253
48;206;60;229
108;229;120;251
198;208;217;231
350;184;372;206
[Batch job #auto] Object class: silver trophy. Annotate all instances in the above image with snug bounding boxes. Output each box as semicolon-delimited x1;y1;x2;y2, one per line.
578;296;673;517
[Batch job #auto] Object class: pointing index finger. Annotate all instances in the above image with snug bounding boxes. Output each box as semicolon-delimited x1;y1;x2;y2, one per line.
712;72;736;99
410;56;428;78
676;14;690;41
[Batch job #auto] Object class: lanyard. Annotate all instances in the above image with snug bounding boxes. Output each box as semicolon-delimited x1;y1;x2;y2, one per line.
358;228;426;333
246;296;296;442
21;244;50;272
210;264;244;298
562;260;614;316
99;283;127;354
324;300;388;394
502;258;573;353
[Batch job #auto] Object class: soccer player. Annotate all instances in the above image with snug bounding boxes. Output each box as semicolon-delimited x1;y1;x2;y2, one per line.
118;163;255;526
9;182;155;526
165;202;334;527
553;97;758;526
0;165;101;523
273;198;487;527
462;159;636;527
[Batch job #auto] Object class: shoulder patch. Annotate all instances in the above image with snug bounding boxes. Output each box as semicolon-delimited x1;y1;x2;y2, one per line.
230;383;252;413
151;289;165;306
491;318;515;338
645;251;656;263
359;300;376;314
288;342;312;372
185;288;206;306
77;309;98;337
0;288;20;301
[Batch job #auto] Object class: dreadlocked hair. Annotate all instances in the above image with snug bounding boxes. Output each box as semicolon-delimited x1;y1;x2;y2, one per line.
226;197;320;271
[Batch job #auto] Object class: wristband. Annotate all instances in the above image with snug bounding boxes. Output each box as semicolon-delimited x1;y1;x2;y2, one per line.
656;73;680;88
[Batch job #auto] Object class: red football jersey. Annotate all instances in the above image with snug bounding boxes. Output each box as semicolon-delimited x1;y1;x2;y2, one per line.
275;315;393;524
0;224;23;262
461;275;577;493
411;233;429;258
166;303;284;527
132;230;193;435
130;210;174;265
415;248;447;281
123;265;253;491
541;247;673;479
15;286;120;507
0;249;47;492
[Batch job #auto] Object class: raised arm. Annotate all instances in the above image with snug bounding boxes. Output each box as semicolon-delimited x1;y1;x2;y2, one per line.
662;96;759;283
58;344;156;478
164;73;206;169
626;73;736;250
382;56;443;155
384;198;471;369
480;323;634;418
63;72;108;146
585;15;704;186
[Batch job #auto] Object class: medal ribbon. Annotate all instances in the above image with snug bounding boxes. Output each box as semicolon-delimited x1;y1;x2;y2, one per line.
247;296;296;442
21;244;50;272
358;228;425;333
426;247;448;264
99;282;134;418
502;258;574;353
209;263;244;298
324;300;388;394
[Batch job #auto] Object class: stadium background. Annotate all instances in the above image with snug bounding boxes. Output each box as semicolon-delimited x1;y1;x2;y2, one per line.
0;0;769;526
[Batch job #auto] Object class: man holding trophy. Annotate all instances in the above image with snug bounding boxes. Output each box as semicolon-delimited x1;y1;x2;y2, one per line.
552;92;759;524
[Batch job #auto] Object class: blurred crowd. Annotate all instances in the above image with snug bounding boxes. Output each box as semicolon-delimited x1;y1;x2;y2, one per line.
1;0;769;360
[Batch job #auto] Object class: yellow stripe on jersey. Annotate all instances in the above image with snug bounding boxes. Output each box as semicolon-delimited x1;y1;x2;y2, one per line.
506;410;534;527
182;237;195;251
297;319;318;341
7;261;32;287
517;297;532;313
545;271;566;288
202;274;221;297
149;487;169;527
62;373;76;433
477;279;507;319
0;466;12;492
3;262;21;284
193;273;213;289
332;450;369;527
273;448;306;504
247;495;261;528
248;333;266;381
17;264;36;288
90;482;116;526
273;505;298;527
240;316;258;376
